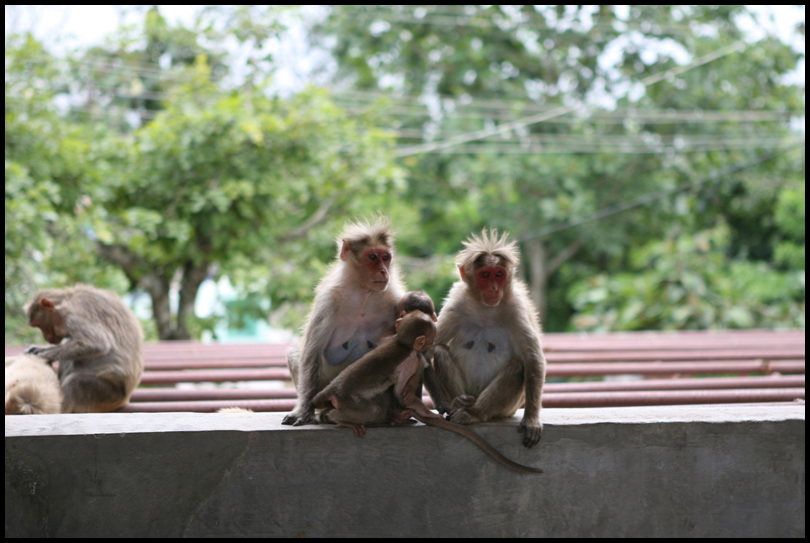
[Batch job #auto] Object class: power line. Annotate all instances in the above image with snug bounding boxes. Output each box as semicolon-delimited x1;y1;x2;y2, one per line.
516;143;804;242
394;40;752;157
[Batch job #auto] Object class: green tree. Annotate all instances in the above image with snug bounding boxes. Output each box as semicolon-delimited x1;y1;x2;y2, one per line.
569;222;805;330
95;67;397;339
310;5;804;329
5;32;130;342
5;8;400;341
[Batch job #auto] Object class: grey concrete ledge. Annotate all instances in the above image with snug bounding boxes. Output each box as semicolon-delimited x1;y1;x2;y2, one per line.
5;404;805;538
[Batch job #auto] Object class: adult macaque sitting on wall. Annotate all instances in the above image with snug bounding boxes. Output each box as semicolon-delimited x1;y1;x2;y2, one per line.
25;284;144;413
283;217;407;426
425;229;547;448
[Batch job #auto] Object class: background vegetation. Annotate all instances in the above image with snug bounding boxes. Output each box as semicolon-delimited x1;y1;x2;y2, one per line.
5;5;804;343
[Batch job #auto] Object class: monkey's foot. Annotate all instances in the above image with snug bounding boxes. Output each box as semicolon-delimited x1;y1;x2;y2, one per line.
448;408;479;425
387;409;417;426
342;422;365;438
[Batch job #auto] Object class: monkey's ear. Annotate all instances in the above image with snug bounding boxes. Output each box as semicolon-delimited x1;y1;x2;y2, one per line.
40;298;57;312
413;335;427;351
395;317;403;329
430;312;438;322
458;265;467;281
399;310;407;318
339;239;352;261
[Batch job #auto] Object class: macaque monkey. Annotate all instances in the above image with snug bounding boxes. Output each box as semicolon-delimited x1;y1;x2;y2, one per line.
396;289;438;323
25;284;144;413
313;310;543;474
312;310;437;436
5;354;63;414
425;229;547;448
283;217;407;426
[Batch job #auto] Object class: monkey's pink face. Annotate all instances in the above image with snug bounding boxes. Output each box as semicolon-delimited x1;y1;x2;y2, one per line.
30;322;65;344
475;266;508;307
363;248;392;290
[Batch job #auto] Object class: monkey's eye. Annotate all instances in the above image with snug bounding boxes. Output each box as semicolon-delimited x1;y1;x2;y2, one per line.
369;253;378;260
381;252;391;262
481;271;490;278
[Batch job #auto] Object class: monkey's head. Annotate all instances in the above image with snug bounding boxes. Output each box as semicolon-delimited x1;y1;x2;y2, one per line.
339;217;396;292
395;311;437;352
397;290;438;322
456;229;519;307
27;291;69;344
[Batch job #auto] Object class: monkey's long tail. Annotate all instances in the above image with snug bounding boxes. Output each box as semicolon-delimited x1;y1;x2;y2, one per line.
413;414;543;474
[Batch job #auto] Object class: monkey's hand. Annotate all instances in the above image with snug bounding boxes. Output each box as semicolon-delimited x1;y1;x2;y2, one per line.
449;394;476;414
518;417;542;448
282;409;317;426
24;345;53;357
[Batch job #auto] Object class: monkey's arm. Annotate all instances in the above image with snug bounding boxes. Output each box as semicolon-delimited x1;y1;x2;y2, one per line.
282;298;338;426
425;303;466;414
517;341;545;448
423;346;462;414
26;329;113;361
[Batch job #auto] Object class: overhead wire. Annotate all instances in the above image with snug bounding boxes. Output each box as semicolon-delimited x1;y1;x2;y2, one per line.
394;40;754;157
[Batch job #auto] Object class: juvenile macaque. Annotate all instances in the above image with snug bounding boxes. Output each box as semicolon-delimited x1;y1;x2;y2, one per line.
25;284;144;413
384;289;437;419
5;354;63;415
283;217;406;426
396;289;438;323
425;229;547;448
313;310;542;474
312;310;437;436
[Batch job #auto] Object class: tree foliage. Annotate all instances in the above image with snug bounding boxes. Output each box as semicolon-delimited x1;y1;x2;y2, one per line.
310;5;805;330
5;5;805;342
5;8;399;341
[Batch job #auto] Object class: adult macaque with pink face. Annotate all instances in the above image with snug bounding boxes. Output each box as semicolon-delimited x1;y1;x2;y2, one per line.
283;217;407;427
425;229;547;448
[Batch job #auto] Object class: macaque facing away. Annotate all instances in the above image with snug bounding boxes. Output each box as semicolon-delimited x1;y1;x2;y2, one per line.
283;217;406;426
25;284;144;413
5;354;63;414
312;310;437;437
425;229;547;448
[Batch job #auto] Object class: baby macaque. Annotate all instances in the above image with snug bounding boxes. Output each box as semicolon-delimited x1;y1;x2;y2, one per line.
312;310;437;437
283;217;406;426
313;306;542;474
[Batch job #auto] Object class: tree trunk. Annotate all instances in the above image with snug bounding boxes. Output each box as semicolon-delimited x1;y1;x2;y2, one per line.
141;273;173;339
522;238;585;322
522;238;549;320
173;260;211;340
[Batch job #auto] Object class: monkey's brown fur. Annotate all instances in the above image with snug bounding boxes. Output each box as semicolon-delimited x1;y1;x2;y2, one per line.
312;310;436;435
26;284;144;413
283;217;406;426
425;229;547;448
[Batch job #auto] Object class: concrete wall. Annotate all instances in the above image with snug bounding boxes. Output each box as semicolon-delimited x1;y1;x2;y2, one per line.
5;404;805;538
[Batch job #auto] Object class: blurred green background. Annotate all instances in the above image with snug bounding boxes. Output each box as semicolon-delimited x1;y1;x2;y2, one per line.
5;5;804;343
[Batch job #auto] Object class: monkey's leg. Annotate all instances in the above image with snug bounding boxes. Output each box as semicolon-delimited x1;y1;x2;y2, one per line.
424;345;466;414
450;362;524;424
286;348;300;388
328;396;383;437
60;371;128;413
